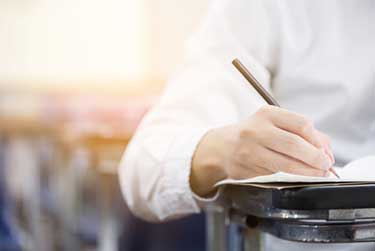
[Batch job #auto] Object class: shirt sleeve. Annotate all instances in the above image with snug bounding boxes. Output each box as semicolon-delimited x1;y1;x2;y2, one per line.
119;0;280;222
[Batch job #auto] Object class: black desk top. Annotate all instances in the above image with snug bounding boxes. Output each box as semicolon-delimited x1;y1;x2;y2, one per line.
227;183;375;211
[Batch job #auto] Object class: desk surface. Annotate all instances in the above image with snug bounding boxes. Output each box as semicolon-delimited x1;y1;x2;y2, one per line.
228;183;375;211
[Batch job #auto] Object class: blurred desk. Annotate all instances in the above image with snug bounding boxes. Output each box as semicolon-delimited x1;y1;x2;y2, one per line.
0;91;157;251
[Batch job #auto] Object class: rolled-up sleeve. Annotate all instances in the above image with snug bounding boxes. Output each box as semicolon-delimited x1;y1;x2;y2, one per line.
119;0;279;222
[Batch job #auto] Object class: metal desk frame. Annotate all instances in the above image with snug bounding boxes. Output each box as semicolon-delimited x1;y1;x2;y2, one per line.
206;185;375;251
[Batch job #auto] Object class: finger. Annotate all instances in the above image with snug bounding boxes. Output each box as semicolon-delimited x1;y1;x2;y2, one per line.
258;105;334;165
261;106;326;149
232;163;270;180
232;144;275;178
317;132;335;164
323;147;334;166
315;131;334;164
257;147;328;177
260;127;332;170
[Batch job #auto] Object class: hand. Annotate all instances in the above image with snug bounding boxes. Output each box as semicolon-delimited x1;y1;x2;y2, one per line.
190;105;334;197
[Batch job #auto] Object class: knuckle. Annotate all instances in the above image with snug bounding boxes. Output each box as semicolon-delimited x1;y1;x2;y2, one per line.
281;134;299;152
297;119;314;135
235;147;249;163
311;151;326;168
238;126;256;140
254;126;272;143
256;105;272;117
233;142;254;164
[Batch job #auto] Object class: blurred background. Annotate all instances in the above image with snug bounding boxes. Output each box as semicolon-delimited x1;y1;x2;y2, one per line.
0;0;210;250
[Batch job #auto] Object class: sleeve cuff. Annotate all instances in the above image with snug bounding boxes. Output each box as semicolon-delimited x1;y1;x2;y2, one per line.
158;126;221;219
192;186;223;208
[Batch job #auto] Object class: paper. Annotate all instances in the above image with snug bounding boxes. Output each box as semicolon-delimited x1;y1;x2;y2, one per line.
215;155;375;188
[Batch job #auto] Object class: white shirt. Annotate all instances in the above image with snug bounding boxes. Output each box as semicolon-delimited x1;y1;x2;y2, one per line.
119;1;375;250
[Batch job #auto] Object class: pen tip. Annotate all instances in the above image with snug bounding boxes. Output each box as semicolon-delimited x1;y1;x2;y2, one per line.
330;168;340;179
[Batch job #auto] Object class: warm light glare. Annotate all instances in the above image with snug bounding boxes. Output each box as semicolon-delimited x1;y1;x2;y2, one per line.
0;0;147;83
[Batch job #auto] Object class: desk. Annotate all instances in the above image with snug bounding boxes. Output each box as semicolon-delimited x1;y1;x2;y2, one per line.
0;91;155;251
207;184;375;251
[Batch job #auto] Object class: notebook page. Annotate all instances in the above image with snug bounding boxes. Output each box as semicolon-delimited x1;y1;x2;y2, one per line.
337;155;375;180
215;155;375;187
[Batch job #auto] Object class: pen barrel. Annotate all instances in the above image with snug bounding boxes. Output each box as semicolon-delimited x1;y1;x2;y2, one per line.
232;59;280;107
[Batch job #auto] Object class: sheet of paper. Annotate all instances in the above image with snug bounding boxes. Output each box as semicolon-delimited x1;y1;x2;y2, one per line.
228;182;373;190
215;155;375;187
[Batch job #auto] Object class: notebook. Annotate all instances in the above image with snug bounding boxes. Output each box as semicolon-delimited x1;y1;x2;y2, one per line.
215;155;375;189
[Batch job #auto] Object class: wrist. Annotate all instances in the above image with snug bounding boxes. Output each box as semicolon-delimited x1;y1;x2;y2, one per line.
190;127;230;197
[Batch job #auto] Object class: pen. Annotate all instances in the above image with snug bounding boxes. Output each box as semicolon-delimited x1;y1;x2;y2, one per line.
232;58;340;179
